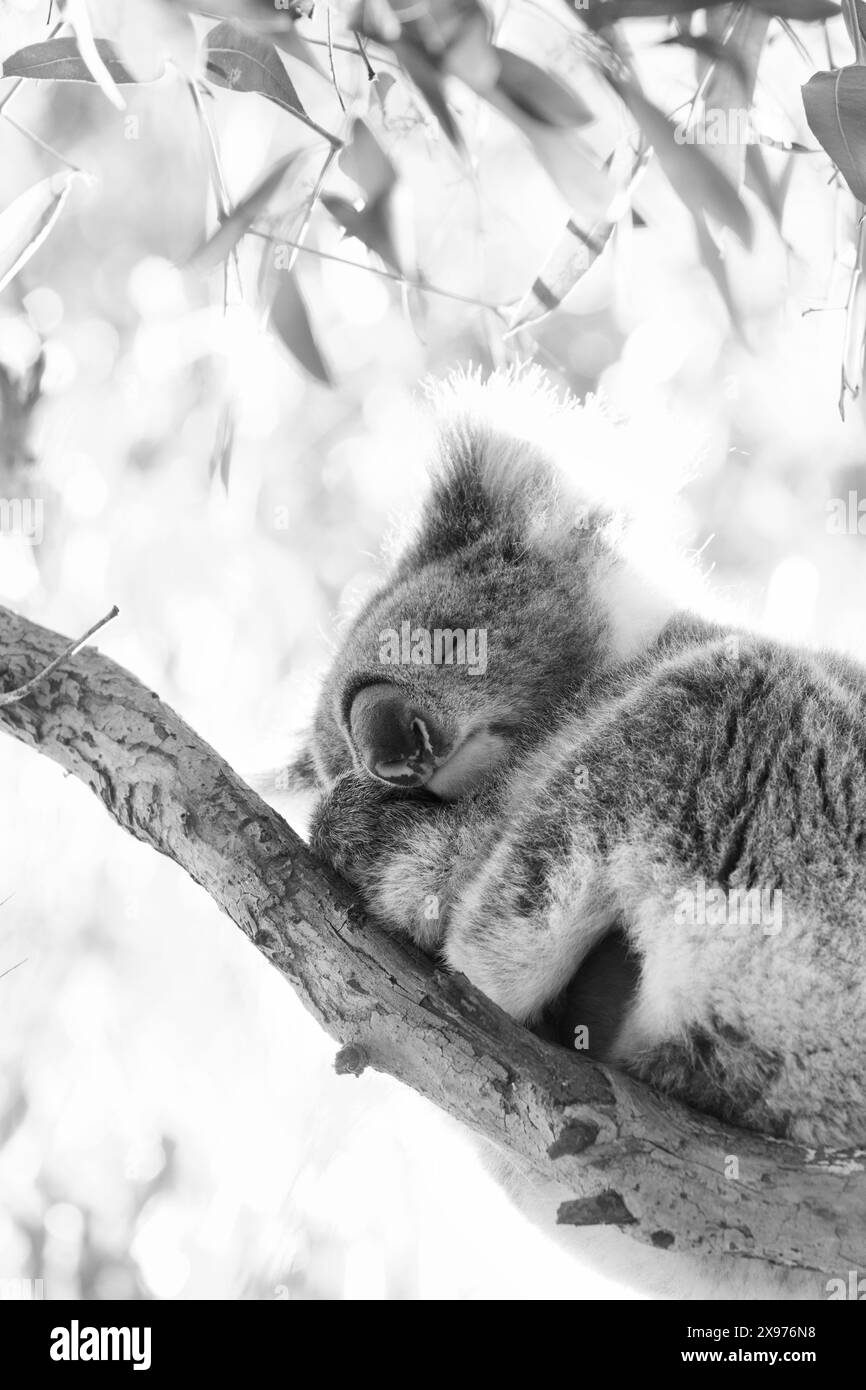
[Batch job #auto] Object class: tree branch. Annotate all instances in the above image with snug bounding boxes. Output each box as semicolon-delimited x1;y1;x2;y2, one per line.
0;603;863;1279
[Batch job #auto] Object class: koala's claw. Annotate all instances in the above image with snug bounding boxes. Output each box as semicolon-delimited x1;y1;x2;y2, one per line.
309;770;417;886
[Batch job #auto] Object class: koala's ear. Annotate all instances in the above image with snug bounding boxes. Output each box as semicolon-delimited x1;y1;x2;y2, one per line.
417;425;507;557
405;418;550;564
402;368;579;563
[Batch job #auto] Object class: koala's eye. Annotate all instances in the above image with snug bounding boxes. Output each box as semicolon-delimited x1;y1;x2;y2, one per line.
348;683;449;788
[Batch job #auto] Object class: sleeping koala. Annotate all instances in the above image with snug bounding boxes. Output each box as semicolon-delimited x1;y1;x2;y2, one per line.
300;369;866;1295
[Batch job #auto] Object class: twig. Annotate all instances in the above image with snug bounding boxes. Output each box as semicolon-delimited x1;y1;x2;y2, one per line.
304;37;401;70
186;79;231;221
684;2;744;132
354;31;376;81
1;112;85;175
194;8;399;71
186;77;241;310
285;144;340;276
0;959;27;982
252;230;508;316
839;0;866;418
0;605;118;708
776;16;813;67
327;7;347;113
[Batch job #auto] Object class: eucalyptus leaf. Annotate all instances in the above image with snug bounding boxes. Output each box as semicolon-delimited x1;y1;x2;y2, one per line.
269;270;332;385
1;36;155;84
803;66;866;203
0;173;76;297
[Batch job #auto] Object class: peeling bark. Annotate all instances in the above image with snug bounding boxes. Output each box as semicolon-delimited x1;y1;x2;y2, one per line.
1;604;864;1279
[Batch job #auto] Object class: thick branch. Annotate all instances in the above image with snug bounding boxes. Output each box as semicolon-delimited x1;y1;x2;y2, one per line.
0;605;863;1278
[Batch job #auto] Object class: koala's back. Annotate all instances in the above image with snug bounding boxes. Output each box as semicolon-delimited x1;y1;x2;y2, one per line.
444;622;866;1148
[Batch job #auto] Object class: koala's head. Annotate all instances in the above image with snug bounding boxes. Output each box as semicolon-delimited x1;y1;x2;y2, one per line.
302;370;642;801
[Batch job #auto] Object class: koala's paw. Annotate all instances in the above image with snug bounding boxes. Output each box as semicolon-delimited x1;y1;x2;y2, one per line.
309;769;416;886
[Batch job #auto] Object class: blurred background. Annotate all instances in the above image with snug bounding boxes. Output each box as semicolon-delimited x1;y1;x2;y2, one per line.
0;0;865;1299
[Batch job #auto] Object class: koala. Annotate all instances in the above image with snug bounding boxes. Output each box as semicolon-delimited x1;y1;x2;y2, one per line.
300;368;866;1297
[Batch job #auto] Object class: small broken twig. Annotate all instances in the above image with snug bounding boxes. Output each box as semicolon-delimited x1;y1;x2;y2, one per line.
0;605;118;707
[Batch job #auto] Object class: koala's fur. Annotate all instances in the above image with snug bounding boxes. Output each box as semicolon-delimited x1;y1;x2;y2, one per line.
301;368;866;1298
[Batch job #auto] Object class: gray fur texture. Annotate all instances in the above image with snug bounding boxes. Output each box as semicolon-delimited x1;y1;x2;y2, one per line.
304;369;866;1156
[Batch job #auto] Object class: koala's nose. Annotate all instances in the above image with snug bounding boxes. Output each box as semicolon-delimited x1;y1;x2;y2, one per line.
348;683;443;787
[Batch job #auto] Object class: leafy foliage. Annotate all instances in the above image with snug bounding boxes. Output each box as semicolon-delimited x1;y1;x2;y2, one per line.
1;0;866;401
